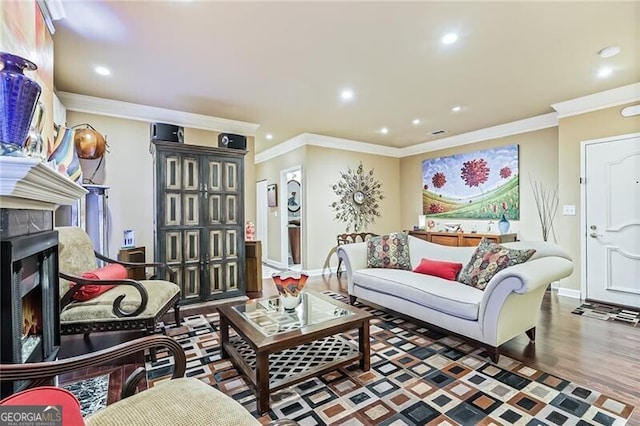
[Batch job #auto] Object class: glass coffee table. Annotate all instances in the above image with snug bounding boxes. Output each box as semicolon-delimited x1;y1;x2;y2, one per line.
217;290;373;414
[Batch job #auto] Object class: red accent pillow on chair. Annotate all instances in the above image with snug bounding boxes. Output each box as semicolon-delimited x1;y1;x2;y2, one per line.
71;263;128;301
413;258;463;281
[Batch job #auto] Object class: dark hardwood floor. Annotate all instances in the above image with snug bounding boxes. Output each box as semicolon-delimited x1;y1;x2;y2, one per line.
59;273;640;424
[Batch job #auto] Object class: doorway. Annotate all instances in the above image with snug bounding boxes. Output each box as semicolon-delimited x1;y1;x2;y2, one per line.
256;180;268;262
581;133;640;307
280;166;302;269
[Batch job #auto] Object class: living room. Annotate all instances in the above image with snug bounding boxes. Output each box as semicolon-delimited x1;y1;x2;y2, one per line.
1;1;639;425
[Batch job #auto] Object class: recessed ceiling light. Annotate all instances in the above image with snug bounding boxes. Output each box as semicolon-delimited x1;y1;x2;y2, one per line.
451;105;462;112
95;66;111;76
265;133;273;140
442;33;458;45
597;66;613;78
599;45;621;58
380;127;389;134
412;119;421;125
340;89;354;101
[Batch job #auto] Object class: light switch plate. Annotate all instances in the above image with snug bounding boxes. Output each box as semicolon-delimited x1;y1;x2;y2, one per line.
562;205;576;215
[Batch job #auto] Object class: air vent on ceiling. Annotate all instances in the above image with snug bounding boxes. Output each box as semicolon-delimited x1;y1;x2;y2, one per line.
430;129;447;136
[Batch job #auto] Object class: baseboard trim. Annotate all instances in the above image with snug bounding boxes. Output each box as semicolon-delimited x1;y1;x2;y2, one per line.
557;287;582;299
264;259;288;269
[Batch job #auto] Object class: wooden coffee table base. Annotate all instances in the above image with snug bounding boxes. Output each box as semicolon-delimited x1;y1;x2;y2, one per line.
220;315;370;415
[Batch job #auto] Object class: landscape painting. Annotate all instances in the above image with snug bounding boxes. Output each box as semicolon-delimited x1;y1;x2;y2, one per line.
422;145;519;220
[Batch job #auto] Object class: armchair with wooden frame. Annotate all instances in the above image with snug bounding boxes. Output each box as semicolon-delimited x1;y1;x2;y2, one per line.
336;232;378;277
0;335;298;425
56;226;181;340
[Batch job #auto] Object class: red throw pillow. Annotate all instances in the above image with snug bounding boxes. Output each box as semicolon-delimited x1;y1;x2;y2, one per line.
71;264;128;301
413;258;463;281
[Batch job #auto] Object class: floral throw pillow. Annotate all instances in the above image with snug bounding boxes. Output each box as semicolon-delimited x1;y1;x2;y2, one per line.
367;232;411;270
458;238;536;290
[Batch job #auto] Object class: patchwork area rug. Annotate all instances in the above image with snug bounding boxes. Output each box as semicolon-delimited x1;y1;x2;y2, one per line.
146;292;634;425
572;302;640;327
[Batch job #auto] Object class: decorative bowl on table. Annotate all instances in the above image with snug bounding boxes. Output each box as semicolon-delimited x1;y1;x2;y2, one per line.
272;271;309;311
444;223;461;233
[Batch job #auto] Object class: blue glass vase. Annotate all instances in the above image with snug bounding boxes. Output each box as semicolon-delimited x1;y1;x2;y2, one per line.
498;214;510;234
0;52;42;155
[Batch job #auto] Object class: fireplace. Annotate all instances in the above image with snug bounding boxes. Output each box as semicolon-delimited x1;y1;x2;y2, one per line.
0;228;60;398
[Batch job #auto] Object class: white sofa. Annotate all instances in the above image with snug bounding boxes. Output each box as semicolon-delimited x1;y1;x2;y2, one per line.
337;236;573;362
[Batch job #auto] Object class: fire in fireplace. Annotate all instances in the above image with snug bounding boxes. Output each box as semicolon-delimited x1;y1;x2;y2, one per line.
1;229;60;397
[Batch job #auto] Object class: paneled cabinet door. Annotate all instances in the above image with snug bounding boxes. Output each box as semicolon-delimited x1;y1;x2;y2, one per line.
203;156;244;297
160;152;202;301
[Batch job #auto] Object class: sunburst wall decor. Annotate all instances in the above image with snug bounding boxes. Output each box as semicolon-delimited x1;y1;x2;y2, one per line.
330;162;384;232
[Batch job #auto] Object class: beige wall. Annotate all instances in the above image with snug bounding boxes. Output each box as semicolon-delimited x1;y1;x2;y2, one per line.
557;102;640;290
305;146;401;271
255;146;401;270
66;111;256;261
400;127;559;241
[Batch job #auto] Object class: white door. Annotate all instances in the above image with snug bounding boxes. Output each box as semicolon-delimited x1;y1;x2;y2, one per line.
256;180;268;262
584;134;640;307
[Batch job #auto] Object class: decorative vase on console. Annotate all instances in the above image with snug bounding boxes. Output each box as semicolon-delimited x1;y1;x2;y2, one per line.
272;271;309;312
0;52;42;157
498;214;510;234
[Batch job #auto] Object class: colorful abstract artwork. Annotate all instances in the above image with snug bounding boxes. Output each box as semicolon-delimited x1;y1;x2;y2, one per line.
422;145;519;219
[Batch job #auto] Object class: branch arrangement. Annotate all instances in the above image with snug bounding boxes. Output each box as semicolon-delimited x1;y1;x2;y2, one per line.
529;176;559;242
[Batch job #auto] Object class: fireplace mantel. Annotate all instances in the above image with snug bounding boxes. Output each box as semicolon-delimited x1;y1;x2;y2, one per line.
0;157;87;210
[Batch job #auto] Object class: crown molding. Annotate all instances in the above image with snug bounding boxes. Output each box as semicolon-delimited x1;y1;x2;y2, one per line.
257;112;558;162
57;92;260;136
254;134;307;164
303;133;400;157
399;112;558;157
551;82;640;118
255;132;400;164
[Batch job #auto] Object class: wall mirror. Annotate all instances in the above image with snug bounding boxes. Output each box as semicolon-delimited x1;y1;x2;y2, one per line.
287;179;301;212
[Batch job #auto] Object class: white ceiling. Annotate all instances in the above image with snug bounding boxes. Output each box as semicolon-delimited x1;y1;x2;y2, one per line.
52;1;639;153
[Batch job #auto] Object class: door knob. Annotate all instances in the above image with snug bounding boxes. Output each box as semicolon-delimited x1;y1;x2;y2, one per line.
589;232;603;238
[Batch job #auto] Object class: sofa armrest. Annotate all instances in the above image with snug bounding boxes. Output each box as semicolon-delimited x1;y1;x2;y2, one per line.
337;242;368;293
483;256;574;296
478;256;573;345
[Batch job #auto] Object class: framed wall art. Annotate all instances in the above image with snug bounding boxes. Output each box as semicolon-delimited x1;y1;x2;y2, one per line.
422;144;520;220
267;183;277;207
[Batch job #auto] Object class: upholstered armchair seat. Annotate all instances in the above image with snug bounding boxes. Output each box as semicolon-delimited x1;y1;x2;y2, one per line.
85;378;258;426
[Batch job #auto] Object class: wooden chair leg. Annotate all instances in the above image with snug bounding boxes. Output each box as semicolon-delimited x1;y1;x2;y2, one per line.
174;301;181;326
337;258;343;277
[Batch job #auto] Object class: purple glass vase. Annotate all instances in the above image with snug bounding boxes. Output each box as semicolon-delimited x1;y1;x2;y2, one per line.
0;52;42;154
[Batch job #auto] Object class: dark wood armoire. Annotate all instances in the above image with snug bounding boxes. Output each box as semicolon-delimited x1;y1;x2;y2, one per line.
150;141;246;305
